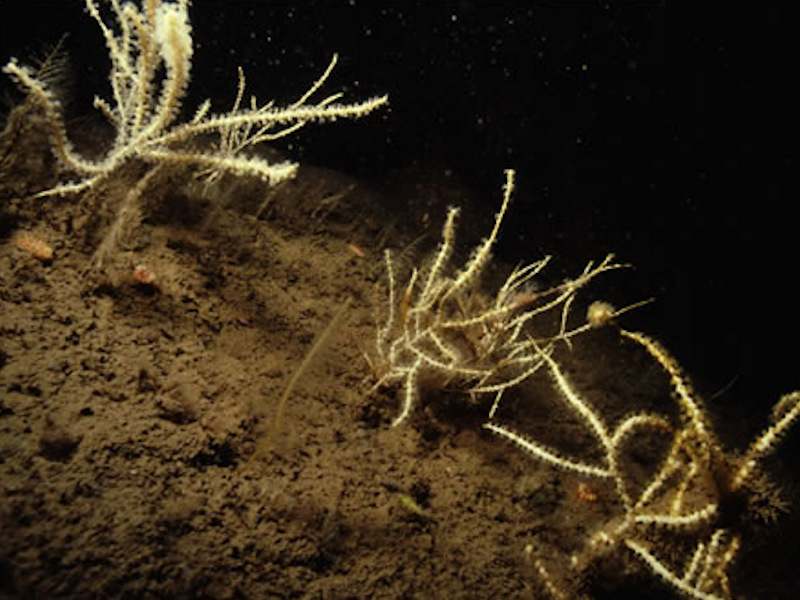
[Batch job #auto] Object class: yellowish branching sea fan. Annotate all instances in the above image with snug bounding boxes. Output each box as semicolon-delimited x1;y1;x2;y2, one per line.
3;0;387;197
485;309;800;600
371;169;624;427
3;0;388;269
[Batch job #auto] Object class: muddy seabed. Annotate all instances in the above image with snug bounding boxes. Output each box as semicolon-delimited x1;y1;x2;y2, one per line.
1;103;797;600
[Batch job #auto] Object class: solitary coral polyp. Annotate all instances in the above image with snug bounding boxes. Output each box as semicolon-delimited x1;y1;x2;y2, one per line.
12;232;53;263
153;2;193;69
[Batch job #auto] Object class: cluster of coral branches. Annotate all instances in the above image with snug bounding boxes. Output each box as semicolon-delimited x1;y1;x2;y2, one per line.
3;0;387;268
4;2;799;598
372;169;624;427
372;171;800;599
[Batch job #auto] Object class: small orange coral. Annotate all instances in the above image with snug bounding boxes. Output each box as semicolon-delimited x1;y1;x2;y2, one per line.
12;232;53;262
576;481;600;504
132;264;156;285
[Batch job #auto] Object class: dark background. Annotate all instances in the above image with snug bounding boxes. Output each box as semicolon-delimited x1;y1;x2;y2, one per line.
2;1;799;441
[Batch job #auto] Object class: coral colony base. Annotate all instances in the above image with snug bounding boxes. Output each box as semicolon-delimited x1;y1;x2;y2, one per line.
2;1;799;599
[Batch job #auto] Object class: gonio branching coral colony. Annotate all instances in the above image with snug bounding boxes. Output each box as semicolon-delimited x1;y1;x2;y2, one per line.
484;310;800;599
2;0;387;268
370;169;630;427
